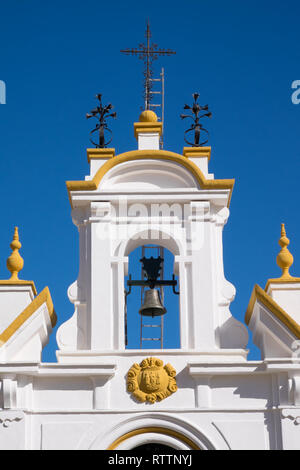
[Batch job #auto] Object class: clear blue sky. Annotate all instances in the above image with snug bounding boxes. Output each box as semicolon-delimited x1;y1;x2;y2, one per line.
0;0;299;361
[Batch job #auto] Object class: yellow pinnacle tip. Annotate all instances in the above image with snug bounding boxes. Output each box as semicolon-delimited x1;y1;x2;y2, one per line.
277;224;294;279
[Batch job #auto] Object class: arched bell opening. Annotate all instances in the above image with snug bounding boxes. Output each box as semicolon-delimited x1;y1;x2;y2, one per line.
125;245;180;350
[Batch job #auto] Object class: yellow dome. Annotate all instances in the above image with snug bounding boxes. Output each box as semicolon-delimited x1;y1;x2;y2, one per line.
139;110;158;123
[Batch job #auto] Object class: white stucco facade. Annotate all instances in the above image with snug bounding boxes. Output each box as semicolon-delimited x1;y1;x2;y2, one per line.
1;114;300;450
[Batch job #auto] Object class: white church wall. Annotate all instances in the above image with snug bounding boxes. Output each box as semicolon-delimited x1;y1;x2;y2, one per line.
0;410;25;450
33;377;94;411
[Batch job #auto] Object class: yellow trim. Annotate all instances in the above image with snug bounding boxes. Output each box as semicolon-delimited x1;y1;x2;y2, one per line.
0;287;57;346
87;148;115;163
183;147;211;161
0;280;37;296
107;427;200;450
245;284;300;338
66;150;234;208
265;277;300;292
134;122;163;139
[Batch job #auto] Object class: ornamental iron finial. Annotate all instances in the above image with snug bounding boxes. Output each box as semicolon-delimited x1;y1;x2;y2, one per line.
276;224;294;280
6;227;24;281
181;93;212;147
86;94;116;148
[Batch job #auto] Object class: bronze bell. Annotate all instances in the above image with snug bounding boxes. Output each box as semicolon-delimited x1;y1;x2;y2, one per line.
139;289;167;317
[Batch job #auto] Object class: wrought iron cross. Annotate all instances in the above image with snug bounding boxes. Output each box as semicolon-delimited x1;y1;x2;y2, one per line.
121;21;175;110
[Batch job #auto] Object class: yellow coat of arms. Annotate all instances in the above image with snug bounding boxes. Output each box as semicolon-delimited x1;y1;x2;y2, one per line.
127;357;178;403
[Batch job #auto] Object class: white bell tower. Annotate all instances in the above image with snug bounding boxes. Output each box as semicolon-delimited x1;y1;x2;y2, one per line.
57;109;248;362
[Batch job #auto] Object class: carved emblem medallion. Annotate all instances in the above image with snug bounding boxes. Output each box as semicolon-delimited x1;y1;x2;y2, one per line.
127;357;178;404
